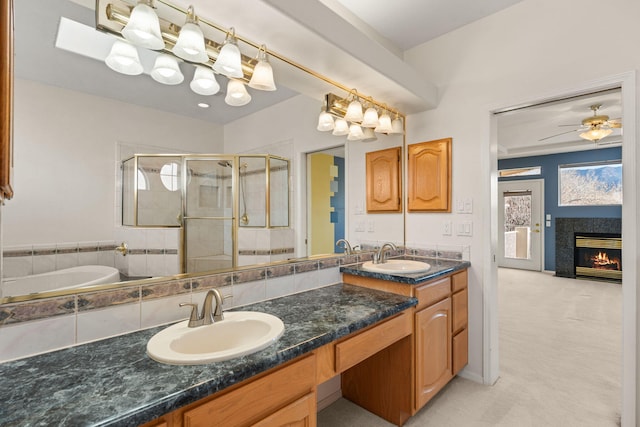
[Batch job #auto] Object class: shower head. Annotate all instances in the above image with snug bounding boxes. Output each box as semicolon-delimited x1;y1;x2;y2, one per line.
217;160;232;168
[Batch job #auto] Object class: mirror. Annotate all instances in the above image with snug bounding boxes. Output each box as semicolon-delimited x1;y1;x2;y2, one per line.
2;0;405;300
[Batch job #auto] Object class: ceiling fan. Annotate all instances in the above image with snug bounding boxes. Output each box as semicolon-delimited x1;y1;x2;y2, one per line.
539;103;622;142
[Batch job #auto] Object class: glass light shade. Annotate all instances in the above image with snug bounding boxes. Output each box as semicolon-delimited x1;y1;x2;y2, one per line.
212;31;243;78
347;124;364;141
151;54;184;85
361;127;377;142
121;1;165;50
105;40;143;75
344;99;363;122
248;60;276;91
317;111;335;131
374;113;393;133
190;65;220;95
580;127;612;141
172;23;208;63
361;107;379;128
332;118;349;136
391;117;404;134
225;79;252;106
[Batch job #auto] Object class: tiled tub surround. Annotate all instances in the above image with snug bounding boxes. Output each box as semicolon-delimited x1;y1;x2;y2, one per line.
0;246;466;362
0;284;417;426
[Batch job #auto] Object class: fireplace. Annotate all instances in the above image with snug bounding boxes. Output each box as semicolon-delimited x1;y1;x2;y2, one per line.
574;233;622;281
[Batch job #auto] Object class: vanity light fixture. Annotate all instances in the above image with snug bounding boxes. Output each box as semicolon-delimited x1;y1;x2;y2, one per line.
121;0;165;50
212;28;244;79
151;53;184;85
319;92;405;140
344;91;364;123
197;102;210;108
332;118;349;136
225;79;252;106
317;111;335;131
105;39;143;75
190;65;220;95
172;6;208;63
248;45;276;91
361;106;379;128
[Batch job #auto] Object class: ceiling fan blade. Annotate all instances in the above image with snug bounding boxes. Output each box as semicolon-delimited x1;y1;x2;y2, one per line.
608;118;622;128
558;124;581;127
538;129;578;141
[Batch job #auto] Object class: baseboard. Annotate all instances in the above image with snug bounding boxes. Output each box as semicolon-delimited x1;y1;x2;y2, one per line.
317;389;342;411
457;369;484;384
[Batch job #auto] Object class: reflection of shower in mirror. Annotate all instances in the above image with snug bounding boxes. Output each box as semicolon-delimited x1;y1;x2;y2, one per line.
239;162;249;225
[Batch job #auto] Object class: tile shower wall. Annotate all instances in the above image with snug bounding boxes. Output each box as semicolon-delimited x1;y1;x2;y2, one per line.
114;227;181;278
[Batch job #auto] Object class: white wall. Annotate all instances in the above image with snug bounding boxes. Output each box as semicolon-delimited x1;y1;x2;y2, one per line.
224;94;405;256
7;79;224;247
404;0;639;421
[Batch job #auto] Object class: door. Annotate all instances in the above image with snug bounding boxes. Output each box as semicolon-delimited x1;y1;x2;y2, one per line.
498;179;543;270
183;157;235;273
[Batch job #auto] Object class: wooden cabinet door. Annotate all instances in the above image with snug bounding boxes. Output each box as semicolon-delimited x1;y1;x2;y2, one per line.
452;287;468;334
415;297;452;410
366;146;401;212
251;393;316;427
408;138;451;212
452;328;469;375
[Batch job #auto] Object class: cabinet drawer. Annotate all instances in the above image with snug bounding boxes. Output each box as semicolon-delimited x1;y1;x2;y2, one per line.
452;328;468;375
250;392;316;427
183;355;315;427
335;312;412;373
452;269;468;293
452;287;468;334
415;277;451;310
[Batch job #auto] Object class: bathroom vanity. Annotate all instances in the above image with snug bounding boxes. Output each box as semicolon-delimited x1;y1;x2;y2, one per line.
0;258;469;427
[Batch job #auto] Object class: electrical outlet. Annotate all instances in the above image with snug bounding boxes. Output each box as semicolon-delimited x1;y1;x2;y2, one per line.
443;220;452;236
367;220;375;232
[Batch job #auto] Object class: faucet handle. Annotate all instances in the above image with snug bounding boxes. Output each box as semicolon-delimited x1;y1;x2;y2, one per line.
179;302;199;326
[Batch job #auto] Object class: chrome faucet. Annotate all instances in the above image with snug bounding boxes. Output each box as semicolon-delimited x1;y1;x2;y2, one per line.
373;242;397;264
180;288;224;328
336;238;354;255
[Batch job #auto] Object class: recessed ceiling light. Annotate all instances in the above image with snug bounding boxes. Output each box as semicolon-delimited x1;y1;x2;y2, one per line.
198;103;210;108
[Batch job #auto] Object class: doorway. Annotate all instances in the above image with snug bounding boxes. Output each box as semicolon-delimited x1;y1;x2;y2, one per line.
488;74;635;424
497;179;543;271
306;146;346;256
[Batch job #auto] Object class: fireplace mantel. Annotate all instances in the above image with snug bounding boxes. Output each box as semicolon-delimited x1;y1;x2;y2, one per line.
555;218;621;278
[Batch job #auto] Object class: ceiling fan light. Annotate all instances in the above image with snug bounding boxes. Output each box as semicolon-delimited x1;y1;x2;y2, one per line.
317;111;335;131
105;40;143;75
190;65;220;95
248;46;276;91
361;107;379;128
172;7;208;63
122;0;165;50
332;118;349;136
225;79;251;106
375;113;393;133
580;127;612;142
344;99;363;122
151;54;184;85
212;29;244;78
347;124;364;141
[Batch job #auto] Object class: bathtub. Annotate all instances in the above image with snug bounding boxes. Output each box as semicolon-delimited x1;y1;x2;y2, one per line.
2;265;121;297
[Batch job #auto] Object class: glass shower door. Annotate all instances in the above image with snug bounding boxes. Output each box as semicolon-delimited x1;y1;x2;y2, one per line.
183;157;235;274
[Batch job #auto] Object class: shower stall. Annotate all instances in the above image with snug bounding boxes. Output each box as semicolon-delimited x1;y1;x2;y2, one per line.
122;154;290;274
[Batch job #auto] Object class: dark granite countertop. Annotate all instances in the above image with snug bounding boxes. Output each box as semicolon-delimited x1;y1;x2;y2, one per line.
0;283;416;427
340;256;470;285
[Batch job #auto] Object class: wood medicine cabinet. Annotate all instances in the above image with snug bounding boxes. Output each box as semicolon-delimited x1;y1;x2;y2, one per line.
366;146;402;212
408;138;451;212
0;0;14;201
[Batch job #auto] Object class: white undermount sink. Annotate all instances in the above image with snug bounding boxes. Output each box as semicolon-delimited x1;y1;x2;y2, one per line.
361;259;431;274
147;311;285;365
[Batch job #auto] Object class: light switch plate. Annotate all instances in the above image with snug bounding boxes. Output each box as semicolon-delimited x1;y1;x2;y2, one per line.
457;221;473;236
443;220;452;236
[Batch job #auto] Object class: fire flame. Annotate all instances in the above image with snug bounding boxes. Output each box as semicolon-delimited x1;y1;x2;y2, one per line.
591;251;621;270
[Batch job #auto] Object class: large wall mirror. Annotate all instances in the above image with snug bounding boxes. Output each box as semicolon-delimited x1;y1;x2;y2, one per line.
1;0;405;301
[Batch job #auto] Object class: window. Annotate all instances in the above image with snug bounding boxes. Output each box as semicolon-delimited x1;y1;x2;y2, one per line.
499;166;541;178
558;160;622;206
160;162;181;192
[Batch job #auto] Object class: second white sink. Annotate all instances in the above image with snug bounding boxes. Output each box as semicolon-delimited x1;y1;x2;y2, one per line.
147;311;285;365
361;259;431;274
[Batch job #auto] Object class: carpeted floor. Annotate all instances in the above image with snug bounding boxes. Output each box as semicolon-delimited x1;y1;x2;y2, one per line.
318;268;622;426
